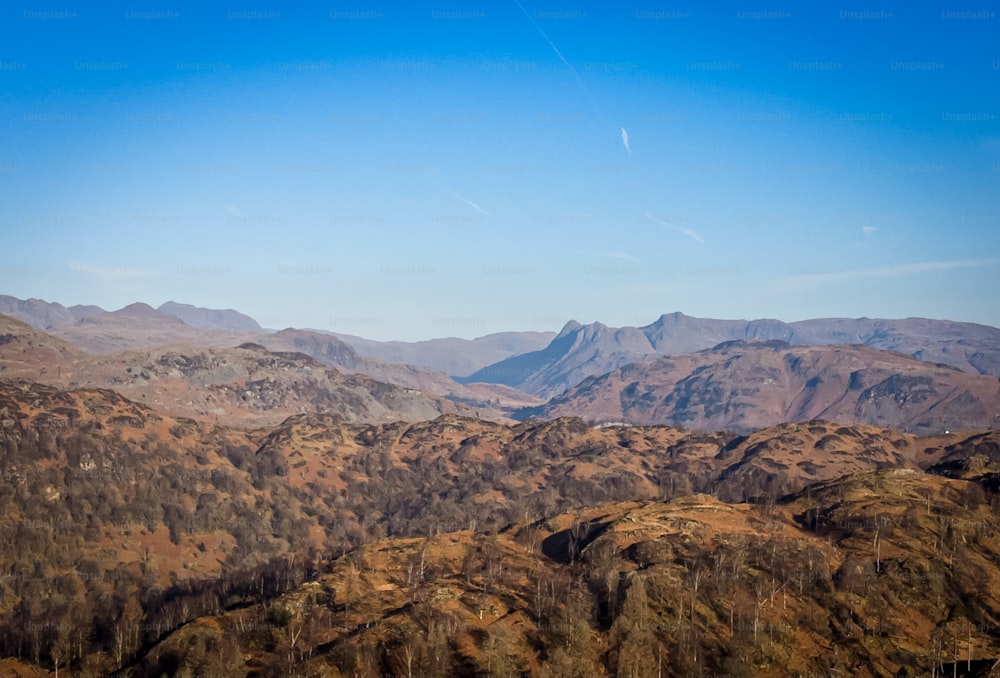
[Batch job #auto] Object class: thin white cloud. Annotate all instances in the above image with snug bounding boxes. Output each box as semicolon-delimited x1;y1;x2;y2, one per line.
772;259;995;287
444;187;490;216
513;0;584;88
862;226;877;236
620;127;631;154
513;0;606;125
644;212;705;244
224;204;242;217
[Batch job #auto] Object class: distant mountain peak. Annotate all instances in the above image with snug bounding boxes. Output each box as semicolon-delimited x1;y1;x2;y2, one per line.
652;311;689;325
118;302;157;313
469;312;1000;400
532;341;1000;433
557;320;583;337
0;294;74;329
157;301;262;332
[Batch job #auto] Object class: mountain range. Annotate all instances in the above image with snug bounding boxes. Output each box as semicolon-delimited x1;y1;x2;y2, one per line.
329;329;556;377
521;339;1000;434
464;312;1000;397
0;313;535;427
0;295;552;377
2;294;1000;675
3;295;1000;434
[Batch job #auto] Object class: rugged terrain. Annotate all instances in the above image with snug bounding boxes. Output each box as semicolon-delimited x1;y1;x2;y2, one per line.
0;314;542;425
0;296;554;377
523;340;1000;434
3;297;1000;675
122;471;1000;677
258;327;544;416
7;295;1000;434
0;315;464;426
466;313;1000;397
0;378;999;675
28;302;259;355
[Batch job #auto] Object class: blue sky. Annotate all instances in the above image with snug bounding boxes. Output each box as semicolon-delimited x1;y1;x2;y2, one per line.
1;1;998;340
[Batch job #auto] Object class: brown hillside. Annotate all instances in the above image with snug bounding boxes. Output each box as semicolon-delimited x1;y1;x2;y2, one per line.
123;469;1000;677
0;315;472;426
1;378;998;676
530;341;1000;434
0;313;540;424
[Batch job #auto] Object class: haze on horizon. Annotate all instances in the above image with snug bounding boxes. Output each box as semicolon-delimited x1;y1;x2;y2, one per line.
1;2;998;341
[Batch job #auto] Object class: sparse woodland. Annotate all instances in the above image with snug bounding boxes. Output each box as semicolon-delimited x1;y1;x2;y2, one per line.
1;380;1000;676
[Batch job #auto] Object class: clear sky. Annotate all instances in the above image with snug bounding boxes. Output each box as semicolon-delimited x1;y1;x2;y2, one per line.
1;1;998;340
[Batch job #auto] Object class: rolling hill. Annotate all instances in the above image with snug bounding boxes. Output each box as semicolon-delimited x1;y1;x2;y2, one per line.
0;313;543;424
0;296;555;378
157;300;264;332
0;377;998;676
0;315;463;426
122;470;1000;677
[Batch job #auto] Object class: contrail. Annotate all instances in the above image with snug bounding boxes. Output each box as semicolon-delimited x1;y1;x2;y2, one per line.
645;212;705;244
445;187;490;216
513;2;631;152
512;0;608;126
513;0;585;88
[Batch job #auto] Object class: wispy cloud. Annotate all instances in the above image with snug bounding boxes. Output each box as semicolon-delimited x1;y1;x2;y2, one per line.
862;226;877;236
224;204;242;217
771;259;995;287
513;0;584;88
620;127;631;154
443;187;490;216
644;212;705;244
513;0;605;124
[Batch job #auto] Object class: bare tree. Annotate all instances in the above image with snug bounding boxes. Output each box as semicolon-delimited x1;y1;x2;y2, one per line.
481;624;518;678
388;623;425;678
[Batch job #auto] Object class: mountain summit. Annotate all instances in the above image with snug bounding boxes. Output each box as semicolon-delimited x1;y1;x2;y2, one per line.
468;313;1000;397
158;301;263;332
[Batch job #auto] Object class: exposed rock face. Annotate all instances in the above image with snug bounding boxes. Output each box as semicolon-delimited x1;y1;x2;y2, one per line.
523;341;1000;434
467;313;1000;397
